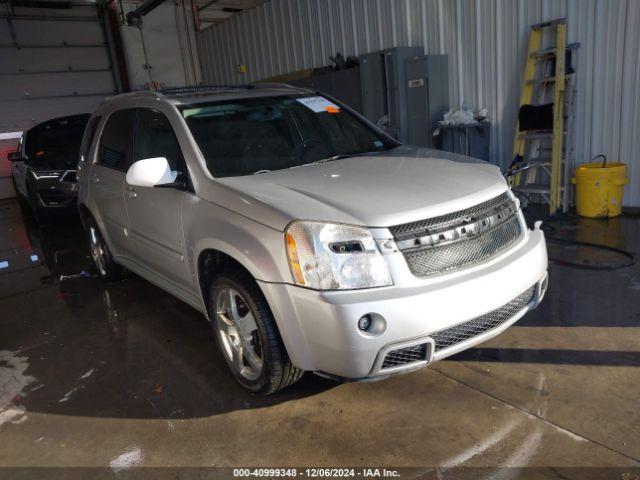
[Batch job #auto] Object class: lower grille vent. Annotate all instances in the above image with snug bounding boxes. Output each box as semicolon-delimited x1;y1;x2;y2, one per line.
381;344;428;369
431;286;536;352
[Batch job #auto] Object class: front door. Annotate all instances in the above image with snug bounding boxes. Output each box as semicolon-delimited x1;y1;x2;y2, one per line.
124;108;193;293
90;109;136;256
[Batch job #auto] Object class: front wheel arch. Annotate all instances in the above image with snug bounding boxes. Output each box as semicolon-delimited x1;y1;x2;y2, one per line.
208;266;304;394
197;248;256;320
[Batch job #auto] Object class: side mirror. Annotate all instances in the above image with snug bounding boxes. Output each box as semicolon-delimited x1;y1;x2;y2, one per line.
126;157;178;188
7;151;25;162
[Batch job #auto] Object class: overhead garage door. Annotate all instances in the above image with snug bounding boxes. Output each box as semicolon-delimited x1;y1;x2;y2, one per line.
0;1;118;198
0;2;118;132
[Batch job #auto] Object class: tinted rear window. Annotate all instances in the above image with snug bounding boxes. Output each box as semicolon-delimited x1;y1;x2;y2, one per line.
98;109;136;171
25;114;90;163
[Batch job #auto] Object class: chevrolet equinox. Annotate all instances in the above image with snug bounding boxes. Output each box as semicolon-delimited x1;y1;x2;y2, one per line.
77;84;548;394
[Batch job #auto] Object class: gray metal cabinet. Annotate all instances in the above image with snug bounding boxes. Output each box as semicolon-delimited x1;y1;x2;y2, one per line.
360;47;423;143
289;67;363;114
440;123;492;163
405;55;449;148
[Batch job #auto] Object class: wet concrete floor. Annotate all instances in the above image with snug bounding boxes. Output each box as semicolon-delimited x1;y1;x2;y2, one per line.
0;198;639;477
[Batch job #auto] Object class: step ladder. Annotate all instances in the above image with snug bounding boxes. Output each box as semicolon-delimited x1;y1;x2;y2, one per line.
511;18;578;215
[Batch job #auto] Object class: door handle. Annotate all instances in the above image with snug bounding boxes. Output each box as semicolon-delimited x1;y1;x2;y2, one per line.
126;187;137;198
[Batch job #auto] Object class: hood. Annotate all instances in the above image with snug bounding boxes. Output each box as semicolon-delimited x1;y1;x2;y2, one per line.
214;147;509;231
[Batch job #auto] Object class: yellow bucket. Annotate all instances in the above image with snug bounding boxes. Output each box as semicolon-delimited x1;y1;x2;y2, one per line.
571;159;628;218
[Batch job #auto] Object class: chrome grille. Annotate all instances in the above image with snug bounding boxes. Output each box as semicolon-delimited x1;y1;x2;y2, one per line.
391;192;512;238
431;286;536;352
402;215;522;276
390;192;523;277
382;344;428;369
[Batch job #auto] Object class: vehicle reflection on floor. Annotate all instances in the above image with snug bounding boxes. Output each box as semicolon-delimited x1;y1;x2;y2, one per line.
0;198;334;420
0;200;90;297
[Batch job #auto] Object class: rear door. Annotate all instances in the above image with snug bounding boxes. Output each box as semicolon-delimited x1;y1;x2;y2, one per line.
89;109;135;256
124;107;193;293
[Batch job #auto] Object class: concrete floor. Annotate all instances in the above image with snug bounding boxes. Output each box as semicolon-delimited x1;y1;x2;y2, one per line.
0;198;639;478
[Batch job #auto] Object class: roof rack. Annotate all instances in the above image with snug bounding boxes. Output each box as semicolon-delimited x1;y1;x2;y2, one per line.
158;85;254;96
158;83;312;97
251;82;309;90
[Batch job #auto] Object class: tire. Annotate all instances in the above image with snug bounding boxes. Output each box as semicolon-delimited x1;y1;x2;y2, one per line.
209;268;303;394
84;217;128;282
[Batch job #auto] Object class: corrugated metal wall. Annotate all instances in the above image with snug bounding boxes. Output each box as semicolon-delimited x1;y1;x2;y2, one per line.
197;0;640;207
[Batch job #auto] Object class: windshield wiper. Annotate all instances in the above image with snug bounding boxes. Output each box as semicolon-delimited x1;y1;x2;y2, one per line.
312;151;377;164
252;169;271;175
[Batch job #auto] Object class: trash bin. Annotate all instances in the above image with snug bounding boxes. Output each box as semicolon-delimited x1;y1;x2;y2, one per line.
572;157;628;218
439;122;492;163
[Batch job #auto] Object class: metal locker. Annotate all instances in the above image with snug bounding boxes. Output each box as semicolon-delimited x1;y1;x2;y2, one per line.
405;55;449;148
359;47;423;142
359;52;387;128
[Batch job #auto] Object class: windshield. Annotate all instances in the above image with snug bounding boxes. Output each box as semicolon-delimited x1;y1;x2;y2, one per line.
180;95;396;177
25;114;90;165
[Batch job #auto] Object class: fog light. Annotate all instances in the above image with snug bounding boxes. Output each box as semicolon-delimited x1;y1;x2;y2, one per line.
358;315;372;331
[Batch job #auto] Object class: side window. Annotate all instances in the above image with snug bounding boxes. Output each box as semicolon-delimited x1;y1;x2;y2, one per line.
98;109;135;171
79;115;101;164
134;109;186;175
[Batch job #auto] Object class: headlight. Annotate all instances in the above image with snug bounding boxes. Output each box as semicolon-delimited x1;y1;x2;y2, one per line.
285;221;393;290
31;170;63;180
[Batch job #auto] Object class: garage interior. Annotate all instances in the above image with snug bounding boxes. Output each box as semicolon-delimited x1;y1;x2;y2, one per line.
1;0;640;477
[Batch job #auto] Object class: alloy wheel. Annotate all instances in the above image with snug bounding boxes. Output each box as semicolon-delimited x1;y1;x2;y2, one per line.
89;226;107;276
215;287;264;381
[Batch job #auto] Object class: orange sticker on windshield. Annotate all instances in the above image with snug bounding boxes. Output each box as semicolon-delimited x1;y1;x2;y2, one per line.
325;106;340;114
36;150;44;156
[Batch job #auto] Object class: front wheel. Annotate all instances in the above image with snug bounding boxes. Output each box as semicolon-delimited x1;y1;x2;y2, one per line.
209;269;303;394
85;218;128;282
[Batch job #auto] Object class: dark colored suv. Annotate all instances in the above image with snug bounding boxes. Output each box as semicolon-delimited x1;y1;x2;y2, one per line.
9;113;90;223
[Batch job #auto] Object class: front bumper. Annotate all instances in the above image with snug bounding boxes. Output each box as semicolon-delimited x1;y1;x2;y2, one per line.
32;177;78;210
259;228;548;380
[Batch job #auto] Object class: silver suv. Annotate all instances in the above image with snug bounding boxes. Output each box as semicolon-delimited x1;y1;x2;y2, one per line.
78;84;548;394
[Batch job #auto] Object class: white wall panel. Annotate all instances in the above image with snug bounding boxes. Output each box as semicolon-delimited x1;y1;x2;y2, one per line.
197;0;640;207
120;1;200;90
